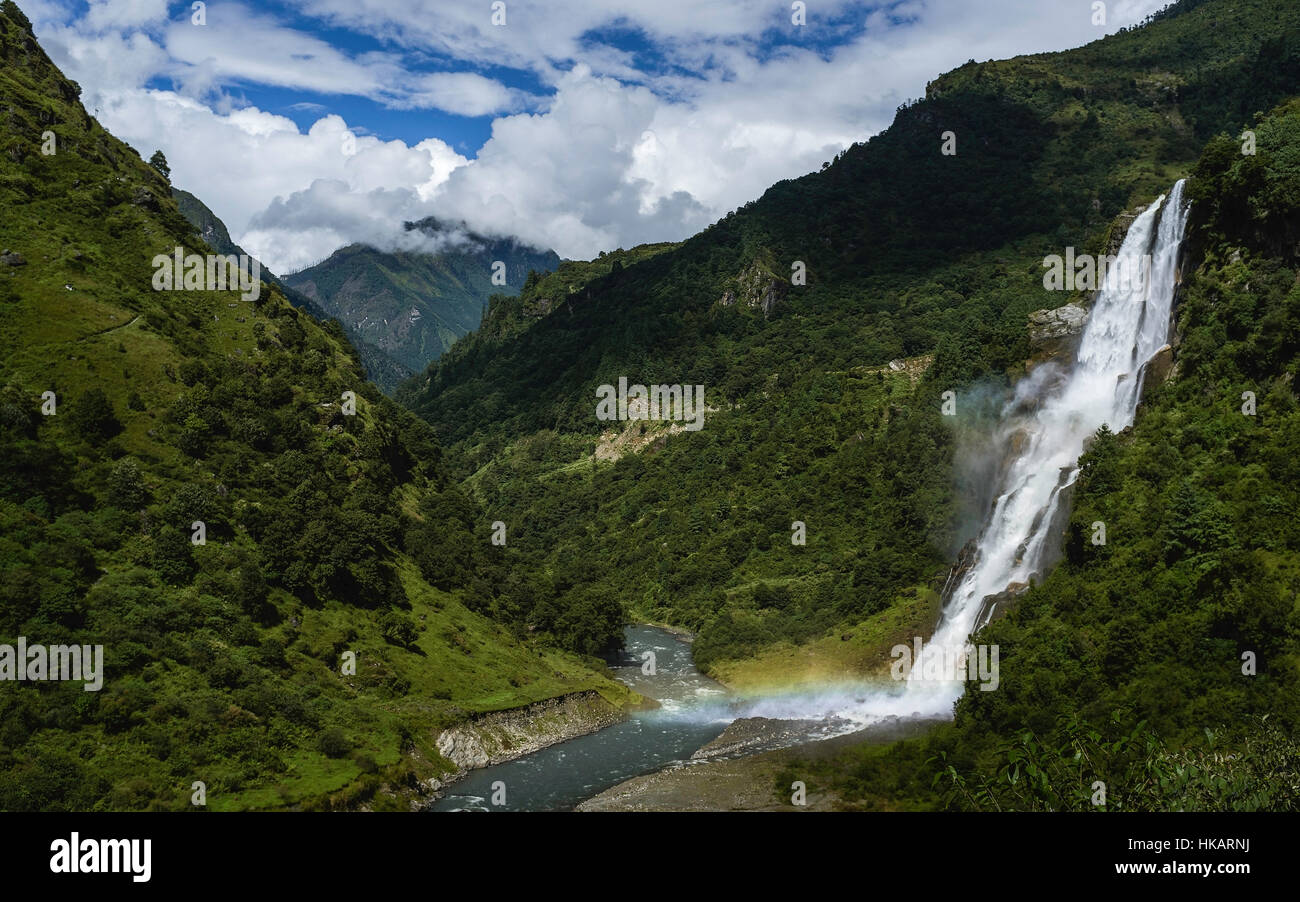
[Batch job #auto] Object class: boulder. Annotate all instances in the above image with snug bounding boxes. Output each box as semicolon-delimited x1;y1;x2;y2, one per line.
1146;343;1174;384
975;582;1031;626
1028;303;1088;349
131;187;160;212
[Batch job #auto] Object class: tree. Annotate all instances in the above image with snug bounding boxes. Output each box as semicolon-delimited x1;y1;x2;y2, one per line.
176;414;210;457
67;388;121;442
152;525;195;585
237;563;272;622
148;150;170;180
108;457;147;509
753;582;791;610
316;727;351;759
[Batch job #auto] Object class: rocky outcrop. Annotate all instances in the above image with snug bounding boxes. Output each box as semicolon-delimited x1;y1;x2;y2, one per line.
876;354;934;384
523;295;557;317
1138;343;1175;402
690;717;827;760
594;421;687;462
433;690;626;773
974;582;1031;627
130;186;160;212
1104;207;1145;257
939;539;978;606
1028;303;1088;354
720;259;787;317
1;249;27;266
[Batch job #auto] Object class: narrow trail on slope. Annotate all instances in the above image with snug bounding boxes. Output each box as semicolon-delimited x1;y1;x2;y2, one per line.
77;314;142;342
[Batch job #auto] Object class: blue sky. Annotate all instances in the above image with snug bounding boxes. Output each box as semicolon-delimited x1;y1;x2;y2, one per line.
26;0;1169;272
142;1;888;153
149;0;549;153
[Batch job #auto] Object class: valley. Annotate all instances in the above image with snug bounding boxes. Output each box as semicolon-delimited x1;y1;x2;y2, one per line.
1;0;1299;817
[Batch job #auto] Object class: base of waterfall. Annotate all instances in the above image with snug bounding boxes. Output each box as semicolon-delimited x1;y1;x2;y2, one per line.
576;714;945;811
894;637;1000;691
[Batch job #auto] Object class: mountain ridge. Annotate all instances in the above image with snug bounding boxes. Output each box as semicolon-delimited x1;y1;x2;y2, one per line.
284;220;560;387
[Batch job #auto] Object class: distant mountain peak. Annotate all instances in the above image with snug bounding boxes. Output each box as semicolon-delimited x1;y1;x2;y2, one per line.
283;226;560;382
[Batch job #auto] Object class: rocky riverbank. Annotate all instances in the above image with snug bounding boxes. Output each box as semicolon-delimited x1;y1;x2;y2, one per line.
576;715;944;811
422;689;645;802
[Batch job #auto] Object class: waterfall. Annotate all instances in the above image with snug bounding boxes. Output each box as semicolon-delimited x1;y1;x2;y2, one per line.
713;182;1189;732
906;179;1190;702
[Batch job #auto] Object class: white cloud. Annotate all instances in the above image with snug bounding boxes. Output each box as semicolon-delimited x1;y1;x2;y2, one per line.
33;2;530;114
426;65;713;256
163;6;395;97
34;25;170;96
416;0;1178;258
28;0;1180;270
89;88;469;272
394;71;531;117
83;0;169;32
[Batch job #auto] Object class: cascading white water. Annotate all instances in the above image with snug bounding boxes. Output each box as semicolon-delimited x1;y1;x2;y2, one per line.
905;180;1190;706
693;182;1190;733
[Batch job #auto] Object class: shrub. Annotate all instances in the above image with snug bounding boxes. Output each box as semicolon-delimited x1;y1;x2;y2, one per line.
317;727;351;759
379;611;418;649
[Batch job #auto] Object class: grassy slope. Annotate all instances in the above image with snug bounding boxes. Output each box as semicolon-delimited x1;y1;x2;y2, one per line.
171;188;416;393
0;1;632;812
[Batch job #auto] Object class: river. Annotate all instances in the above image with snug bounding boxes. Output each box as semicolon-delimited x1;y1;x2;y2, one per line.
427;625;731;811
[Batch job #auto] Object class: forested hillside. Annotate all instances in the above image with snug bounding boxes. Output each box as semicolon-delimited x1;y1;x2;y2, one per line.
0;0;632;812
807;98;1300;810
172;188;416;392
400;0;1300;673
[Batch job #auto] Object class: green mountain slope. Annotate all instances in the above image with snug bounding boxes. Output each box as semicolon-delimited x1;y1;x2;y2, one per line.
810;98;1300;811
172;188;415;393
399;0;1300;669
284;223;560;381
0;0;632;812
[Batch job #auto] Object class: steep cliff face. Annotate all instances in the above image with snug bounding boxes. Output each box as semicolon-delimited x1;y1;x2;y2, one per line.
1027;201;1159;360
1027;303;1089;354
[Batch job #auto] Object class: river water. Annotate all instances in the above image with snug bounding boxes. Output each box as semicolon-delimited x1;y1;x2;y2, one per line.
427;625;731;811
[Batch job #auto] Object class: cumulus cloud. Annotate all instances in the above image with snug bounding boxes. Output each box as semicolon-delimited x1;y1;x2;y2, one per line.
242;180;482;273
426;65;714;256
393;71;533;117
88;88;469;272
28;0;1176;270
